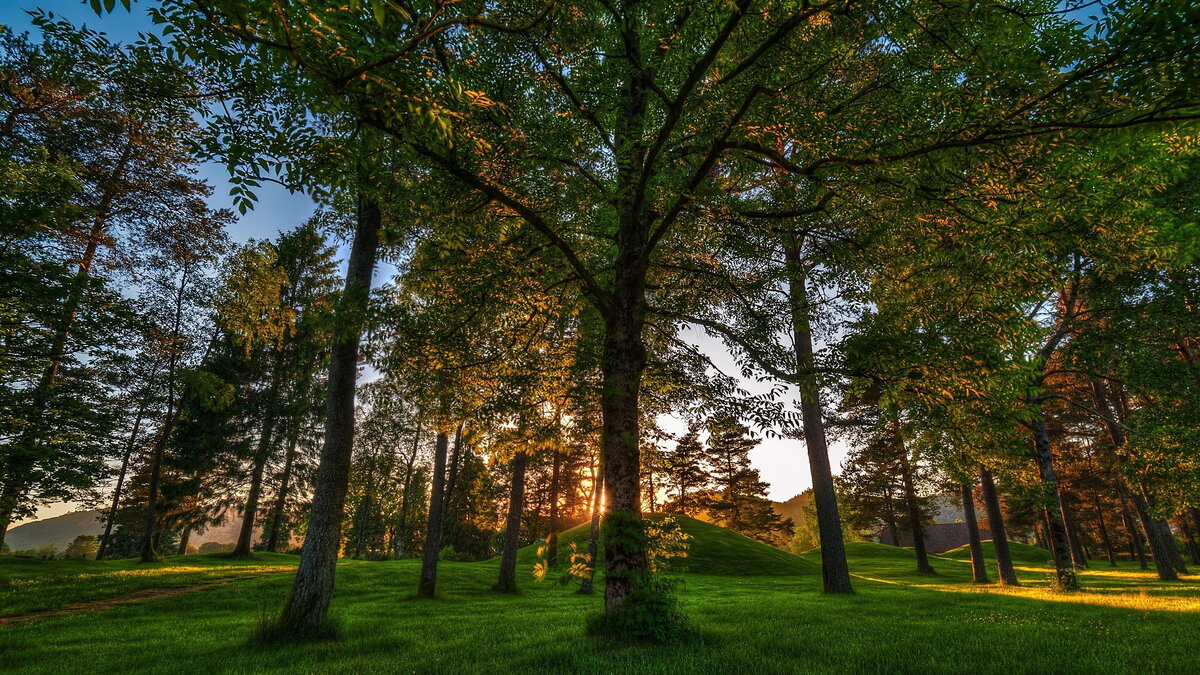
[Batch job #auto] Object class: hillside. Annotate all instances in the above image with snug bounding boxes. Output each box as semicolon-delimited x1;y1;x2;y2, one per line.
4;509;258;554
516;514;818;576
770;492;810;528
942;539;1053;566
5;510;105;551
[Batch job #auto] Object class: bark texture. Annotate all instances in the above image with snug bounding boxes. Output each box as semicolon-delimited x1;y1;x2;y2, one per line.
278;195;380;632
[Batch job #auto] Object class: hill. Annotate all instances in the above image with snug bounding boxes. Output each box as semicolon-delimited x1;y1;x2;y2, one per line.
770;492;810;527
942;539;1053;566
5;510;105;551
516;514;818;576
4;509;258;554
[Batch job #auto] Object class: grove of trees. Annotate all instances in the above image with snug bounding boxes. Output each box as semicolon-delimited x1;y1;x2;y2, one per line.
2;0;1198;643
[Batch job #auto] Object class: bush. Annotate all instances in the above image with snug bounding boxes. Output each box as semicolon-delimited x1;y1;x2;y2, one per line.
585;573;689;643
199;541;236;554
64;535;99;559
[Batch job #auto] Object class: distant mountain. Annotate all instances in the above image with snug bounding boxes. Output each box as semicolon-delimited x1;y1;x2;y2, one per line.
771;492;811;527
6;510;105;551
4;509;258;553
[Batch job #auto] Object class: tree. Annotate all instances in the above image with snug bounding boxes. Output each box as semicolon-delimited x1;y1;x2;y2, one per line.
662;426;709;517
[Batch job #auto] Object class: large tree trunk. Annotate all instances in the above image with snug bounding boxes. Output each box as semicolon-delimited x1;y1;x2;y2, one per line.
978;467;1018;585
266;431;300;553
278;195;380;633
581;467;605;594
783;237;852;593
1030;417;1077;588
895;433;934;575
960;482;988;583
548;448;561;567
497;451;528;593
418;430;450;597
97;399;149;560
599;291;650;613
1091;492;1118;567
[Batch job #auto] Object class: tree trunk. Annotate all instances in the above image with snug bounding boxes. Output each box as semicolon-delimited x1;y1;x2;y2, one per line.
1090;378;1176;578
1119;493;1147;568
266;431;300;553
418;430;450;597
548;448;561;567
883;487;900;547
97;399;149;560
0;147;134;549
393;417;423;559
497;451;527;593
978;467;1018;585
177;524;192;556
1179;519;1200;565
581;468;605;594
896;434;934;575
234;363;286;558
278;195;380;633
353;492;372;558
1058;488;1087;570
1091;492;1118;567
960;482;988;583
1030;417;1077;588
232;452;269;558
599;293;651;613
783;238;852;593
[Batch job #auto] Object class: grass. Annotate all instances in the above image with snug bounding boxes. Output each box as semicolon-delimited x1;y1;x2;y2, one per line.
1;528;1198;673
0;552;300;617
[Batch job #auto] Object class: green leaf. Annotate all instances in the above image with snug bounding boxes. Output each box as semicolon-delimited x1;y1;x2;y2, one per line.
370;0;386;27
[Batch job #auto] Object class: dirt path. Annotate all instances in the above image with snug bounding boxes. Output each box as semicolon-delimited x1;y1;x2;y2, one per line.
0;570;289;627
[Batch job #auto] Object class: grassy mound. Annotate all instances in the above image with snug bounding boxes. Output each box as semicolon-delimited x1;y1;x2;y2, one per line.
941;540;1052;566
515;514;817;576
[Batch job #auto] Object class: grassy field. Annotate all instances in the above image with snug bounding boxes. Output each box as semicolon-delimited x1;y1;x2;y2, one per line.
1;520;1198;674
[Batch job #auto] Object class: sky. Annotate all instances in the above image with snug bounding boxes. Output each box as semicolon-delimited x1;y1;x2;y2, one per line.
4;1;840;525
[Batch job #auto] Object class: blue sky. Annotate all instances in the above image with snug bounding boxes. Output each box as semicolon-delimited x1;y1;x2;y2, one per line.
1;0;320;246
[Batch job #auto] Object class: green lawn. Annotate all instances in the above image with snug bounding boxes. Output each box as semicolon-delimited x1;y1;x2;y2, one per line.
1;529;1198;674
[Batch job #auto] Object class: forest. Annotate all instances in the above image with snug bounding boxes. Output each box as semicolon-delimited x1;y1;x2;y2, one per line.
2;0;1200;672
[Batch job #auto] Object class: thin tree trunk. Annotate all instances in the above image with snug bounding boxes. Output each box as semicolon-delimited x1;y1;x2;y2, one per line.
979;467;1018;585
97;399;149;560
1119;492;1147;568
896;434;934;575
784;238;851;593
394;418;422;559
497;450;527;593
232;453;269;558
1091;492;1117;567
960;482;988;583
266;431;300;553
1059;488;1087;570
353;492;372;558
0;147;134;549
1091;379;1176;579
177;523;192;555
548;448;560;567
1030;417;1077;588
581;467;605;594
418;430;450;597
883;487;900;547
278;195;380;633
1179;519;1200;565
